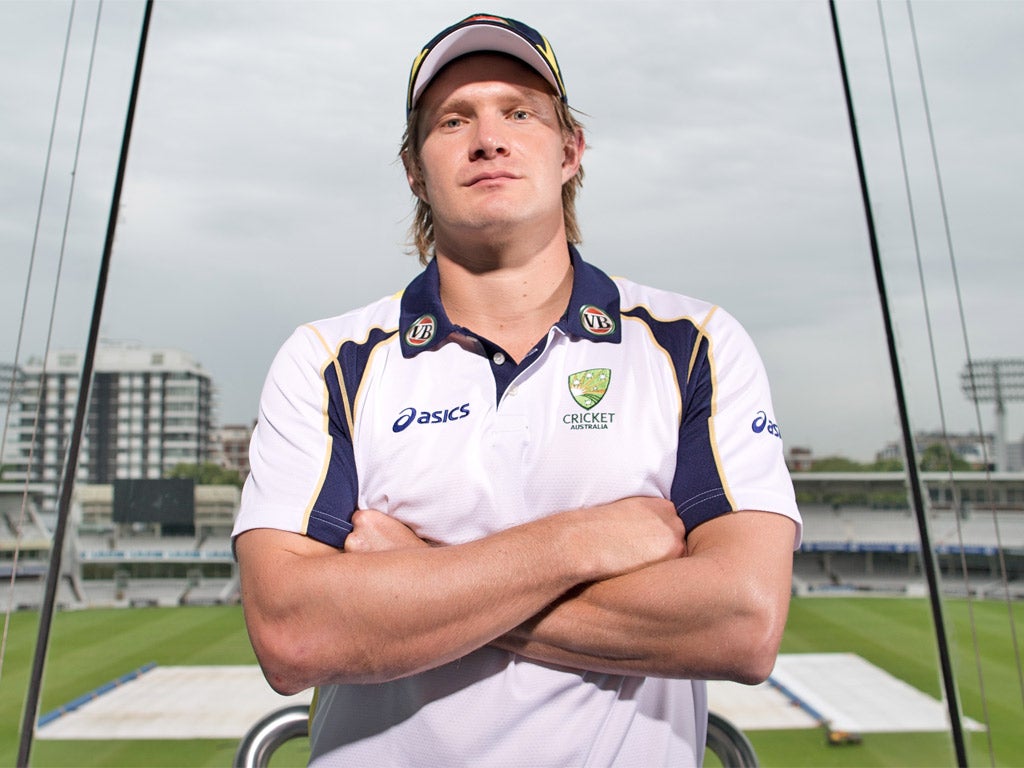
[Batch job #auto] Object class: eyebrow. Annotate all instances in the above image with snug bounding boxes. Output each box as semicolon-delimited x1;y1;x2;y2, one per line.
432;97;477;116
433;87;551;118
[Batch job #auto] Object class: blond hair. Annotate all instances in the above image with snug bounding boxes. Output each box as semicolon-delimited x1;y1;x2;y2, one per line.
400;96;585;265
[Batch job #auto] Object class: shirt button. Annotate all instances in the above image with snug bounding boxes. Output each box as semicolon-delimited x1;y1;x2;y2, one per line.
492;352;506;365
508;386;519;397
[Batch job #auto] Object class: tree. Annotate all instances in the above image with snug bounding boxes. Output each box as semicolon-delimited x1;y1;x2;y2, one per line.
801;455;907;508
869;457;904;471
808;456;868;472
918;444;971;472
166;462;243;488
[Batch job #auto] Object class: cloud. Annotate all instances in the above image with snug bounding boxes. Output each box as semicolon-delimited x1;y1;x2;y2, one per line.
1;0;1021;461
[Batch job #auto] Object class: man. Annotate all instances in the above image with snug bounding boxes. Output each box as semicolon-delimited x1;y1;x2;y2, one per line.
234;13;801;767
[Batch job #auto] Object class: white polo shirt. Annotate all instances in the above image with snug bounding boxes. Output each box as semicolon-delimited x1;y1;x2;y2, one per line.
234;248;801;767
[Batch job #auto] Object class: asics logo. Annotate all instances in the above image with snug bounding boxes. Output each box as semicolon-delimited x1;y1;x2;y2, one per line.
393;404;471;433
751;410;781;438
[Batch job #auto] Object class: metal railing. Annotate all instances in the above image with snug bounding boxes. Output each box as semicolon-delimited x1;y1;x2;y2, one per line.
706;711;760;767
234;706;758;768
233;705;310;768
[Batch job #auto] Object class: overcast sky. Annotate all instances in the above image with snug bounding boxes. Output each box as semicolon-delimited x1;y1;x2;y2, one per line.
2;0;1021;463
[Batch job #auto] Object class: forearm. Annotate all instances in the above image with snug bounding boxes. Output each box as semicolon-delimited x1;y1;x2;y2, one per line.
237;499;684;693
494;560;783;681
241;524;579;692
493;512;796;683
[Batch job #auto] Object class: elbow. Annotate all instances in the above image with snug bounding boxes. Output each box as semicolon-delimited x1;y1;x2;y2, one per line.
728;636;780;685
727;600;788;685
700;586;788;685
261;666;309;697
249;617;408;691
249;622;322;695
248;612;361;693
655;605;786;684
261;660;313;697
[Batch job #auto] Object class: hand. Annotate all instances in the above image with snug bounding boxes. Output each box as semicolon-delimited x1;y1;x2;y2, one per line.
568;496;686;581
344;509;431;553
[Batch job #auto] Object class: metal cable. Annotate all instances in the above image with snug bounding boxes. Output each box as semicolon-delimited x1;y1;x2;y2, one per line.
874;2;990;760
17;1;153;762
0;0;80;688
905;0;1024;715
828;2;968;763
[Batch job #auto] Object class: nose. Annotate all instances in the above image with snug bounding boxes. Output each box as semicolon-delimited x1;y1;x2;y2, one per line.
471;113;509;159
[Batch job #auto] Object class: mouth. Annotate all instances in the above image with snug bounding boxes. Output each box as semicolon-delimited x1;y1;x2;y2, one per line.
466;171;518;187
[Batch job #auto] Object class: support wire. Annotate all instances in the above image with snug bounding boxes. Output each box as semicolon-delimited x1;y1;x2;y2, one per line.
16;2;154;765
827;2;968;764
0;1;79;688
904;0;1024;715
874;1;993;759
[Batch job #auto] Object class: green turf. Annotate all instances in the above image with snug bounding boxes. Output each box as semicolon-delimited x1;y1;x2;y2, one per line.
0;606;289;767
0;597;1020;766
756;597;1024;767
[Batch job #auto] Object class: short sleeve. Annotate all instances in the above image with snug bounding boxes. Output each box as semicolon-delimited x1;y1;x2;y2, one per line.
672;307;802;547
232;325;357;546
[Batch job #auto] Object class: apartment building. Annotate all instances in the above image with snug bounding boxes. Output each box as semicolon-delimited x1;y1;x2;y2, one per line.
214;423;253;480
9;344;214;503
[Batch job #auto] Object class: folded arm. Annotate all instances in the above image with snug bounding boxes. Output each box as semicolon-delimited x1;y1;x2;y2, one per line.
235;497;683;694
491;511;797;684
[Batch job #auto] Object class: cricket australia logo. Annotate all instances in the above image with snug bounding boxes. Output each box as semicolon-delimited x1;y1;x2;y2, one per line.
405;314;436;348
564;368;615;430
569;368;610;410
579;305;616;336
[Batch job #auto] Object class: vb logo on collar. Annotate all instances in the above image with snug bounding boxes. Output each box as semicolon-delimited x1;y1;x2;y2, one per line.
405;314;437;347
579;305;615;336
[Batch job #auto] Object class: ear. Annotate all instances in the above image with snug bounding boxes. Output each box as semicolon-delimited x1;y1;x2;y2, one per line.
402;150;429;203
561;126;585;184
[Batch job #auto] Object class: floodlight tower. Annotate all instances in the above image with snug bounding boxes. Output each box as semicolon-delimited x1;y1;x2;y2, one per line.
961;358;1024;471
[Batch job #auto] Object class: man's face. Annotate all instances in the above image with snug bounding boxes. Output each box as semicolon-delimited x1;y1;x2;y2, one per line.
409;53;582;252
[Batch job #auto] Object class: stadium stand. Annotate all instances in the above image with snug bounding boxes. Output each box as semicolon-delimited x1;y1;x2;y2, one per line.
2;482;239;609
3;473;1023;610
797;500;1024;596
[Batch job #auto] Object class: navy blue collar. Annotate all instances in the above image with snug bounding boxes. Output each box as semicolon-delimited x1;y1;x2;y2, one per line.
398;245;622;358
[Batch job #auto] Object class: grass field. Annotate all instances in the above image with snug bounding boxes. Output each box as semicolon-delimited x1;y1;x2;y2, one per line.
0;597;1021;766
